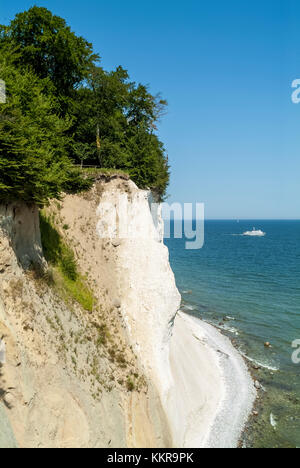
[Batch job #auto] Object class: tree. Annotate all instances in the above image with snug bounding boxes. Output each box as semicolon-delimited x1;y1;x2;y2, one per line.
71;65;170;197
0;7;170;200
126;127;170;200
72;142;96;168
0;7;98;101
0;50;91;205
126;85;167;132
71;66;131;166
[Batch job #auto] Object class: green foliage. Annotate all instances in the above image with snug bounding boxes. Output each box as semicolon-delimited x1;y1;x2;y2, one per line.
81;167;130;178
72;65;170;198
126;377;135;392
0;6;98;98
126;128;170;201
61;249;77;282
0;6;170;202
63;275;94;312
72;142;97;167
0;49;91;204
39;211;94;311
40;212;77;280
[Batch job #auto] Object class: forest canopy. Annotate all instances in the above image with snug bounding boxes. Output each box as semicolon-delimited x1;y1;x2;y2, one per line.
0;7;170;203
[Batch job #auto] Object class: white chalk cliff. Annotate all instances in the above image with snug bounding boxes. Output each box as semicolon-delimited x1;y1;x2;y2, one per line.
94;178;255;448
96;181;181;395
0;177;255;448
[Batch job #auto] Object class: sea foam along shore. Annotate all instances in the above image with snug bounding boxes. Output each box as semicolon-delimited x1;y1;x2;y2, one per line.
168;312;256;448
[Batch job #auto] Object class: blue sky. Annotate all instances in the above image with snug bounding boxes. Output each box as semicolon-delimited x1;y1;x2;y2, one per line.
1;0;300;219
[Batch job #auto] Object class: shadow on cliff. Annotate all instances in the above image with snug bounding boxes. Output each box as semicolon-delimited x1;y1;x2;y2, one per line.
0;363;15;410
0;202;46;272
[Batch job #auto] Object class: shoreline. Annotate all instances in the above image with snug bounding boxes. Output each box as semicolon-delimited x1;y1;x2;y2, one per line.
167;311;256;448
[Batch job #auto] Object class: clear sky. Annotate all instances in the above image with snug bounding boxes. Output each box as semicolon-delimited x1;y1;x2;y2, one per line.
1;0;300;219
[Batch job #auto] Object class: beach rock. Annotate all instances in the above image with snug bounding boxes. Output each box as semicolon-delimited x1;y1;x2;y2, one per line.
4;393;14;406
113;299;121;309
254;380;261;390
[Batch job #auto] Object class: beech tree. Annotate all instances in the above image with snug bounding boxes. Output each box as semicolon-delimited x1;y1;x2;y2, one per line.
0;6;98;112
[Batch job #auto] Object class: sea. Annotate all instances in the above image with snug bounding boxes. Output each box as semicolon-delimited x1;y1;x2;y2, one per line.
164;220;300;448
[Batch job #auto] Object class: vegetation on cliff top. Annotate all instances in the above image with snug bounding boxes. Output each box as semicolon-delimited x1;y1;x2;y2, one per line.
0;6;170;203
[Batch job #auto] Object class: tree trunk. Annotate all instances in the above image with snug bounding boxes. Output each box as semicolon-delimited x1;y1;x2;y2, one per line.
96;124;101;167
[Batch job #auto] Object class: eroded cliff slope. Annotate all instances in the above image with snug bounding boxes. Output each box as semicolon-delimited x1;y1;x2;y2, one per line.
0;178;253;449
0;193;172;448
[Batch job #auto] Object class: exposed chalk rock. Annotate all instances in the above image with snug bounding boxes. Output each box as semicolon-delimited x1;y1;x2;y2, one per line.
0;179;255;448
0;203;45;270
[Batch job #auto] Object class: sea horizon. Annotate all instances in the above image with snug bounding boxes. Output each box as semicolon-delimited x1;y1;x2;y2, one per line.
165;218;300;221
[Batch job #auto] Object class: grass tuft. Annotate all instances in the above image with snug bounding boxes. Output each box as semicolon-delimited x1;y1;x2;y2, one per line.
126;376;135;392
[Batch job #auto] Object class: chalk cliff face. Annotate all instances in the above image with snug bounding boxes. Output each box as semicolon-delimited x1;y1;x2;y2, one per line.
0;191;173;448
0;179;255;448
59;178;182;444
0;203;126;448
95;180;181;395
57;178;255;449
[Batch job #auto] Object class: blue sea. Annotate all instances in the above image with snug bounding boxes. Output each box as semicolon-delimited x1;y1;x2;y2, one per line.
164;220;300;448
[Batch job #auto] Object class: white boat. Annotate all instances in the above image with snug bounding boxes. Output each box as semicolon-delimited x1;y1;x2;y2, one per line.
243;227;266;237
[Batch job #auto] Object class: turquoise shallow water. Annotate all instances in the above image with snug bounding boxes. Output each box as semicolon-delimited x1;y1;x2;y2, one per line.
165;220;300;448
